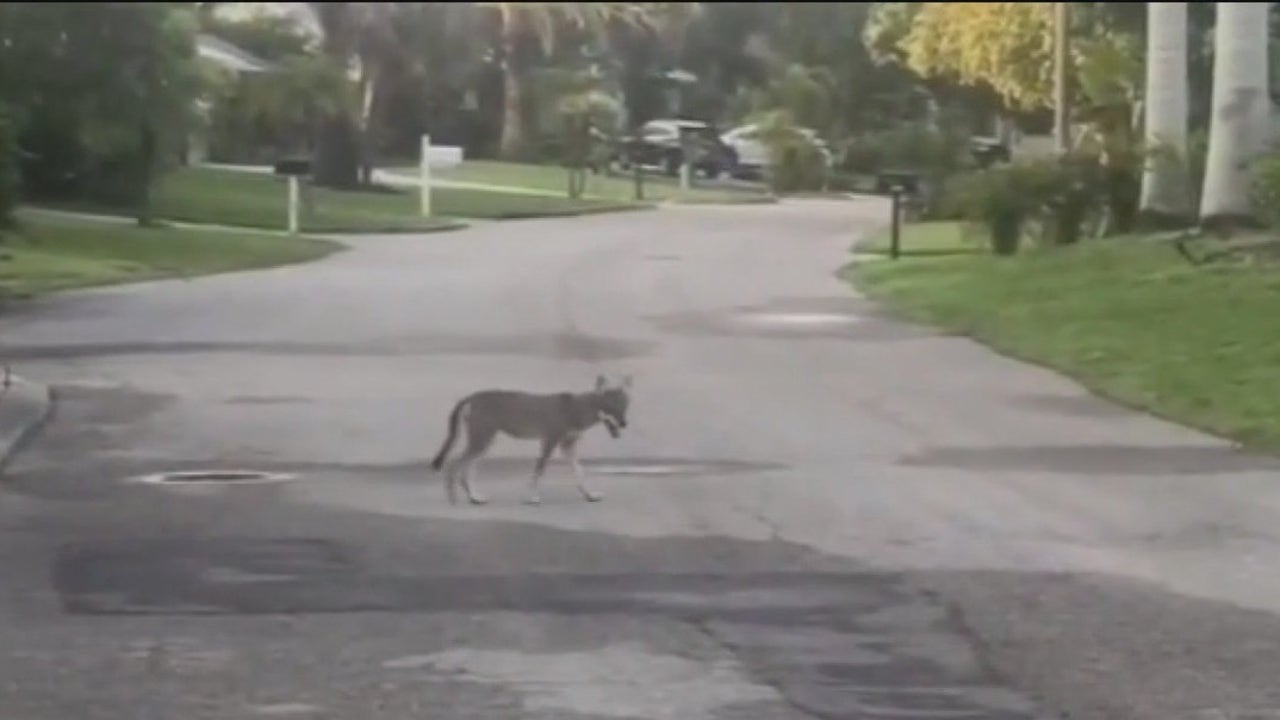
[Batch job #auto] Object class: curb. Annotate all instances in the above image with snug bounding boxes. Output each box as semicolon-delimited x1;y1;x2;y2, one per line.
0;373;53;473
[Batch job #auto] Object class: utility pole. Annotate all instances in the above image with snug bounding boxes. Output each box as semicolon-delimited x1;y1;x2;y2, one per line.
1053;1;1071;154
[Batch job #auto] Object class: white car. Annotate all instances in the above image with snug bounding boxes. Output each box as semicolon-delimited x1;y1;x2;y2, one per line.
720;123;834;179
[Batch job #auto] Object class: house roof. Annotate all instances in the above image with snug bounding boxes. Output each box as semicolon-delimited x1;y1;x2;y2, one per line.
196;33;275;74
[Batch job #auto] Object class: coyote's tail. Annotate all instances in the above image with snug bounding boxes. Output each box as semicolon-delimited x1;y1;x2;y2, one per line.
430;397;469;472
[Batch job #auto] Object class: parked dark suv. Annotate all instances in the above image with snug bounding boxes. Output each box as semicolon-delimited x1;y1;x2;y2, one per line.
614;119;737;179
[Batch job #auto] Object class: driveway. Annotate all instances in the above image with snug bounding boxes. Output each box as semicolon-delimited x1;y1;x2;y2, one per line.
3;197;1280;719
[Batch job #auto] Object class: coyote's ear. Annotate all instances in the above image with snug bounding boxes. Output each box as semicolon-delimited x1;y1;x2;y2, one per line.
595;374;607;391
620;374;633;390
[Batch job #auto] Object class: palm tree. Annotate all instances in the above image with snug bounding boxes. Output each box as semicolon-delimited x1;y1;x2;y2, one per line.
479;2;661;160
1199;2;1271;229
308;2;403;188
308;2;361;188
1139;2;1190;224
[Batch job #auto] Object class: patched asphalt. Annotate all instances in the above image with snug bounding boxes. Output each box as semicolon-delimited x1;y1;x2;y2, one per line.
4;198;1280;719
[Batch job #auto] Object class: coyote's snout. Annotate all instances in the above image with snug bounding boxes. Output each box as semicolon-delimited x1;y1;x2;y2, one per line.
430;374;632;506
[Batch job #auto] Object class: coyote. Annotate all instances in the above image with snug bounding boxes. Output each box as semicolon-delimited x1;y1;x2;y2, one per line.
430;375;632;506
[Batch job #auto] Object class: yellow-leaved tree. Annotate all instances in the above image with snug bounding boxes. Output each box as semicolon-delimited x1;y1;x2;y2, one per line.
886;1;1153;235
899;2;1055;112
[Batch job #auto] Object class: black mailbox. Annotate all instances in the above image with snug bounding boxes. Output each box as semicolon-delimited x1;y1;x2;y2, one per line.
875;170;920;196
273;157;312;177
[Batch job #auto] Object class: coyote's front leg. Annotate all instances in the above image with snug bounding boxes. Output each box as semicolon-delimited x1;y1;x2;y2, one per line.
561;436;603;502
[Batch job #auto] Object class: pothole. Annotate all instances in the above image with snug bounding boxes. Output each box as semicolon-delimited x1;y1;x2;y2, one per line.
129;470;298;486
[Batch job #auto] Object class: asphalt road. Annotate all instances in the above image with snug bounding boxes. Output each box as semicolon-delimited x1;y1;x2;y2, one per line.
4;198;1280;719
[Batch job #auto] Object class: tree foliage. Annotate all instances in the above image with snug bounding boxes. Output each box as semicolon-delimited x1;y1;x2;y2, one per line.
0;3;202;222
900;2;1056;113
863;3;921;68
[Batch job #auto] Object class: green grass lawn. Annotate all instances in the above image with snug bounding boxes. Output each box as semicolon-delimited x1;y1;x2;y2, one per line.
856;220;983;256
0;213;340;298
852;222;1280;450
35;167;646;233
416;160;774;205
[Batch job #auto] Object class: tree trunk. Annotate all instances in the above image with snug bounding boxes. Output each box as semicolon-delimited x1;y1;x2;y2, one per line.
498;59;528;160
313;114;360;189
1139;2;1191;225
1199;2;1271;229
135;119;156;228
497;9;529;161
357;64;379;187
310;2;360;189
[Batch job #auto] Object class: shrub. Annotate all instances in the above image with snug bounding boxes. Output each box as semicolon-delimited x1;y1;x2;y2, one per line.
942;166;1032;255
1186;129;1208;213
1021;153;1102;246
756;110;829;194
826;171;865;193
1072;122;1145;236
0;103;18;230
838;123;968;179
1250;152;1280;229
839;122;972;220
15;105;90;202
942;156;1104;255
839;133;886;176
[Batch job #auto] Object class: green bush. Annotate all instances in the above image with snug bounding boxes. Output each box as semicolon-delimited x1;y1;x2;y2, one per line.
826;171;865;193
838;123;969;178
1022;154;1102;246
839;134;885;176
0;104;18;230
941;167;1030;255
1186;129;1208;213
941;156;1104;255
756;111;829;193
840;123;971;219
1250;152;1280;229
766;135;828;193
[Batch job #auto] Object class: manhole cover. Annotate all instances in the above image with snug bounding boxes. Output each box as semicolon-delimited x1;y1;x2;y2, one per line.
736;312;864;327
130;470;297;486
582;459;783;477
589;464;687;476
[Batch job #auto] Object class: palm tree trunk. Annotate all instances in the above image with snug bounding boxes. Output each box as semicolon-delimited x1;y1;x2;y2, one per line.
313;114;360;189
1139;2;1190;225
135;119;157;227
310;2;361;189
499;58;528;160
357;65;379;186
1199;2;1271;229
497;7;529;161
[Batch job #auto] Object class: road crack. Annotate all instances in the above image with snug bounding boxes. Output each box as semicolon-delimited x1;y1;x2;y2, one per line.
687;616;836;720
732;501;784;543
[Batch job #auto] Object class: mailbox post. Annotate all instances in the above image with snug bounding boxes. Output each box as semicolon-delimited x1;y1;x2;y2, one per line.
677;126;695;192
620;136;645;201
420;134;432;217
273;158;312;236
874;170;921;260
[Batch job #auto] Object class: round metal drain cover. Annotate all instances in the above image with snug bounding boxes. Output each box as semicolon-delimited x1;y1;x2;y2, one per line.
130;470;297;486
583;459;776;477
590;464;686;476
736;311;864;327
